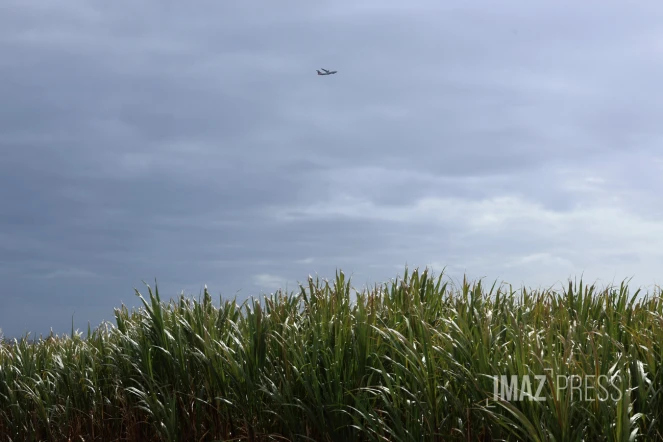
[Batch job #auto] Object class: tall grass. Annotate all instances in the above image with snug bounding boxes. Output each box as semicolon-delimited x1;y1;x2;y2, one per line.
1;268;662;441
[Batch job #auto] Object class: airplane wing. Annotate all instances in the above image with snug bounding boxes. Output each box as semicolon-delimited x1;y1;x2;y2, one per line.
322;69;330;73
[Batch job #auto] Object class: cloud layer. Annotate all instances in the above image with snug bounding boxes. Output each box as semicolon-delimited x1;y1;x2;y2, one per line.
3;0;663;337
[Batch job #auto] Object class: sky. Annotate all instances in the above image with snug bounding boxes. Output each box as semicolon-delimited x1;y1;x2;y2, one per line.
3;0;663;338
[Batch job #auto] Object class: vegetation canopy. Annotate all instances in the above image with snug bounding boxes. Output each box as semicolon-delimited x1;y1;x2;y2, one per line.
1;268;661;441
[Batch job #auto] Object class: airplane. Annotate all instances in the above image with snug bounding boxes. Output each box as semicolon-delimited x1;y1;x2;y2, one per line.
317;68;337;75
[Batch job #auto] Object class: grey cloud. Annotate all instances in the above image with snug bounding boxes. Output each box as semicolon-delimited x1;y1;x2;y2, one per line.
3;0;663;337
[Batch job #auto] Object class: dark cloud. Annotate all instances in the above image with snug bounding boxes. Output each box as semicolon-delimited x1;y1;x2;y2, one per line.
2;0;663;337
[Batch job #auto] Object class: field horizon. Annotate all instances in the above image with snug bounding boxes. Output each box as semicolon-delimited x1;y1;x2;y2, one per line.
2;269;657;344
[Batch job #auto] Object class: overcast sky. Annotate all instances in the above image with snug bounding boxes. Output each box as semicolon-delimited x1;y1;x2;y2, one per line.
3;0;663;338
